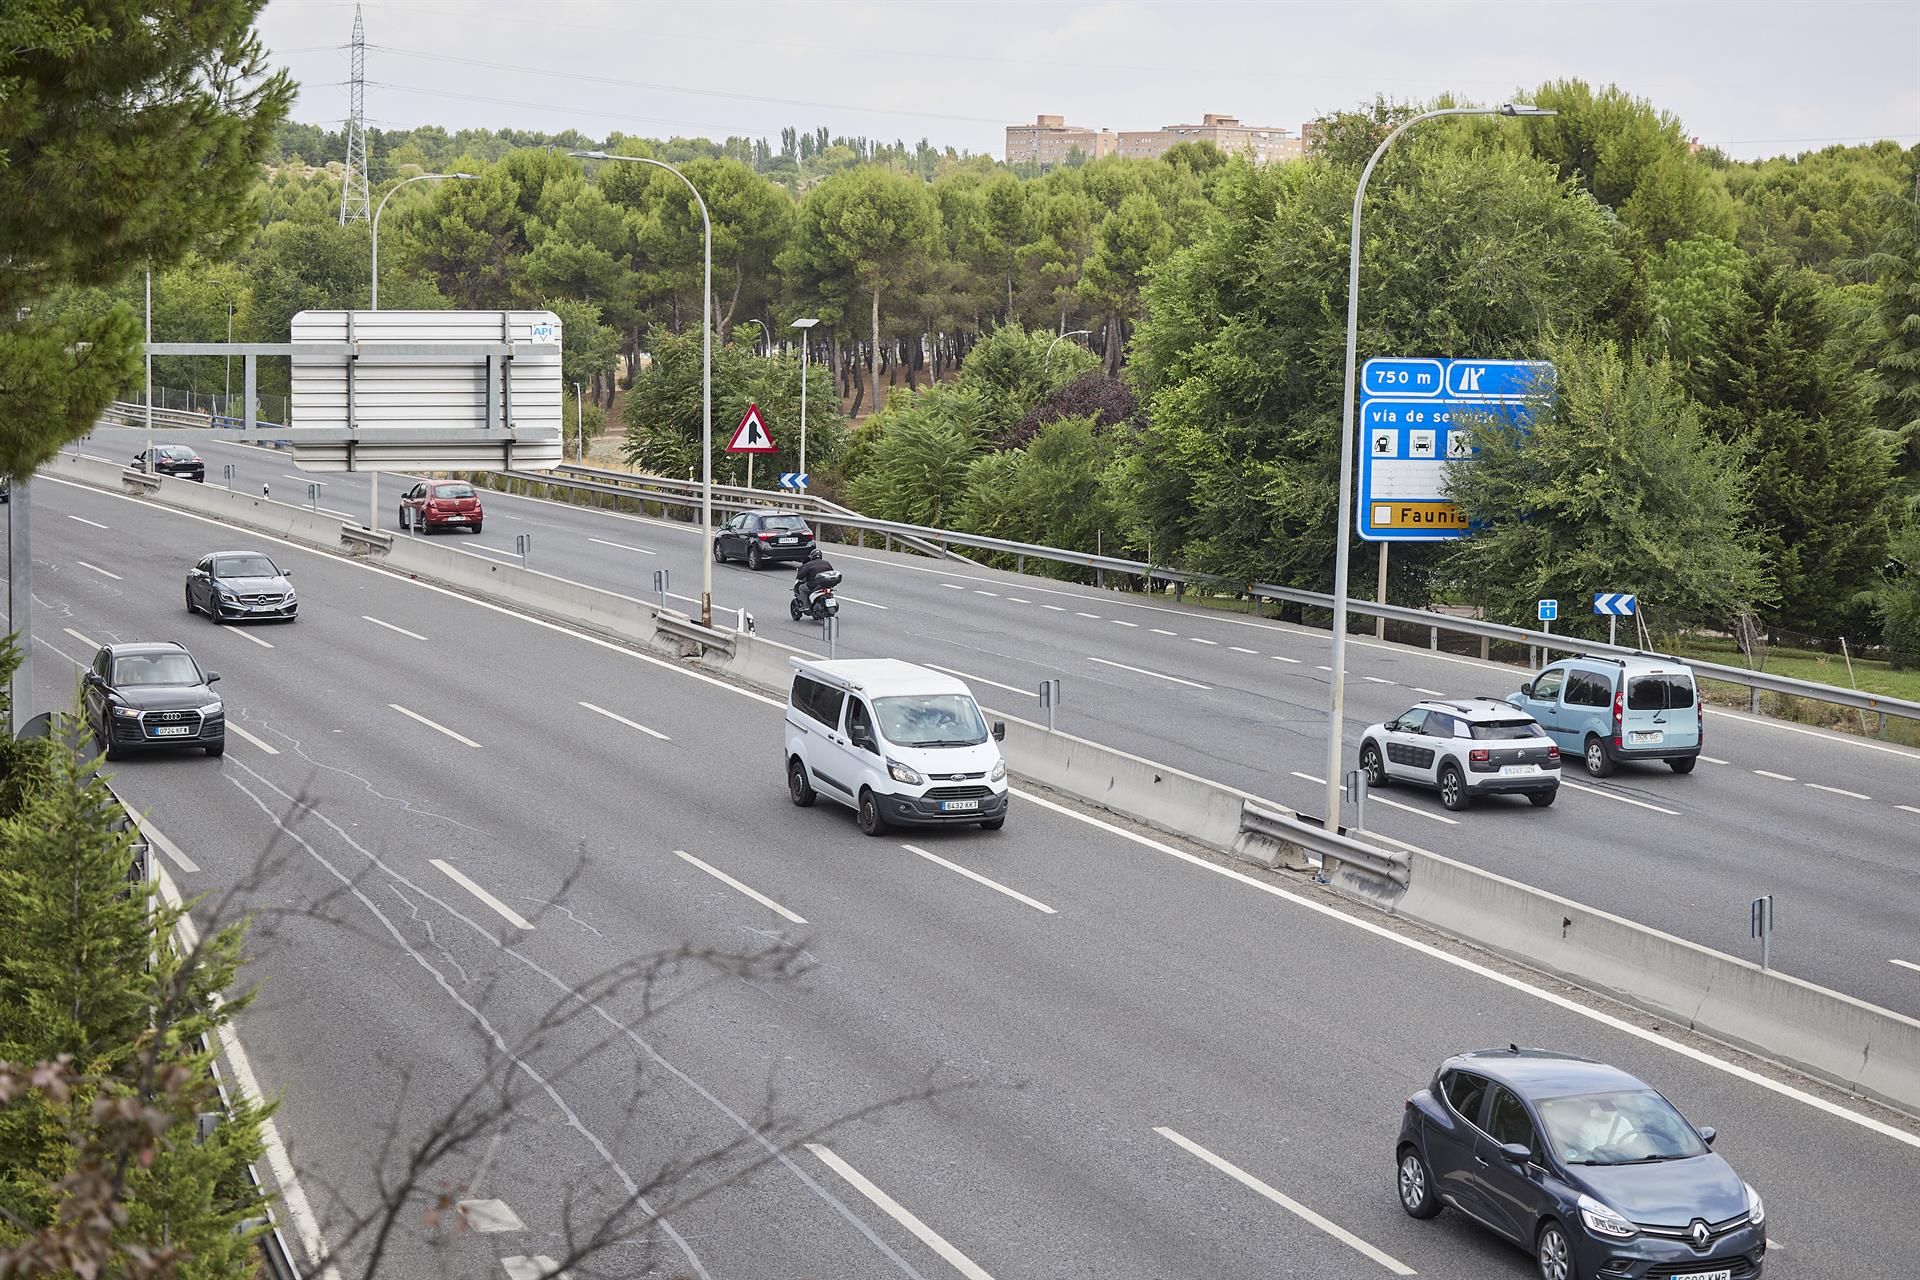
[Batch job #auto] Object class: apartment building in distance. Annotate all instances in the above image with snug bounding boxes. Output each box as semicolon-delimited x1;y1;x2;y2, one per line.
1118;113;1302;164
1005;114;1119;168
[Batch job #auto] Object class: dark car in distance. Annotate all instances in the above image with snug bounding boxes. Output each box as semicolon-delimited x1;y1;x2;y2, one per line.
185;550;298;622
399;480;483;533
133;444;206;481
82;641;226;760
1397;1048;1765;1280
713;509;815;569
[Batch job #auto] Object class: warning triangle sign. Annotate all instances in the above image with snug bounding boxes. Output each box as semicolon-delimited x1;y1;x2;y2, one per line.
726;402;776;454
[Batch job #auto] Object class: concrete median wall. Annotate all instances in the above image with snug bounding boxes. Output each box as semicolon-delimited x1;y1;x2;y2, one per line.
45;449;1920;1115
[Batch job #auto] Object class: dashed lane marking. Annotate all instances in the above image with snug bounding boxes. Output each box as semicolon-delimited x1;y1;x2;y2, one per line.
1806;783;1871;801
807;1143;997;1280
901;843;1054;914
389;703;482;749
1558;779;1680;816
76;560;123;580
676;850;806;924
925;664;1037;698
63;627;100;650
580;700;671;740
363;615;427;641
1754;769;1796;782
431;858;534;930
1089;656;1210;690
66;514;111;530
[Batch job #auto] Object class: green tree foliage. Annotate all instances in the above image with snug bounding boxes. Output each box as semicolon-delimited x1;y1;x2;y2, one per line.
0;0;291;476
1643;236;1749;366
1841;159;1920;483
952;326;1100;446
1725;141;1912;273
548;298;621;396
1080;192;1172;372
621;330;841;483
844;384;984;526
1443;339;1771;629
960;415;1127;567
1882;527;1920;668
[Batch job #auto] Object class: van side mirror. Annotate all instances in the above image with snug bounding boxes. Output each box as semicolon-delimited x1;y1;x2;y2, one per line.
1519;681;1533;698
1696;1125;1716;1148
992;721;1006;742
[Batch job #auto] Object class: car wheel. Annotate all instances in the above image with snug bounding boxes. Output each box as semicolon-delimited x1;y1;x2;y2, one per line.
857;788;887;837
979;815;1006;831
1584;734;1615;778
713;539;728;564
185;586;196;616
1668;756;1696;774
747;543;764;571
99;722;122;763
471;522;482;534
1529;789;1558;808
787;756;816;808
1438;763;1469;811
399;507;409;529
205;741;225;758
1396;1147;1441;1219
1535;1219;1574;1280
1359;742;1388;787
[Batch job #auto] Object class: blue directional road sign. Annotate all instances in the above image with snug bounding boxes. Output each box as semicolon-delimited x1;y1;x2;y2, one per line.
1593;592;1637;617
1358;357;1555;542
778;471;810;491
1537;598;1559;622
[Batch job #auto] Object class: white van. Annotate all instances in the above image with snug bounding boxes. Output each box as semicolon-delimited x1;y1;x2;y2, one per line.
784;658;1009;835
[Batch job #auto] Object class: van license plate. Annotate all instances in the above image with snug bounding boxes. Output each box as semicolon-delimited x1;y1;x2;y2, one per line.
1629;730;1663;744
939;799;979;812
151;726;192;737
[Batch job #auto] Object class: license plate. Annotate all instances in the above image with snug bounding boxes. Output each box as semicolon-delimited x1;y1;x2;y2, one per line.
1629;730;1663;744
939;799;979;812
1499;764;1534;775
1692;1270;1731;1280
150;726;192;737
777;537;797;545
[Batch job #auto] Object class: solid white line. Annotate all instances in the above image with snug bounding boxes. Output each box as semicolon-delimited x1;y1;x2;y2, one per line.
587;536;657;555
1113;620;1139;628
807;1143;997;1280
66;514;110;529
1288;771;1458;825
925;664;1037;698
225;722;280;755
1190;636;1218;646
580;700;671;740
431;858;534;930
1700;755;1730;765
1229;646;1257;654
63;626;100;650
75;560;123;580
1558;779;1680;816
1273;655;1302;664
1156;1127;1414;1275
1754;769;1797;782
1891;958;1920;974
1151;628;1177;636
231;628;274;649
362;614;427;641
1010;786;1920;1153
675;850;806;924
389;703;482;748
1361;675;1394;684
131;810;200;873
900;843;1055;914
1088;656;1210;690
1806;783;1871;801
1414;687;1446;696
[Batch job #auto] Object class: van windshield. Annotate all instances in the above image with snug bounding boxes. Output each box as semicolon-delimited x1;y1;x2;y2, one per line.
1628;675;1694;711
873;694;987;747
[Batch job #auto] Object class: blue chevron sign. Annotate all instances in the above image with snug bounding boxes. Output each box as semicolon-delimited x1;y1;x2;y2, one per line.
1593;592;1637;617
778;472;810;490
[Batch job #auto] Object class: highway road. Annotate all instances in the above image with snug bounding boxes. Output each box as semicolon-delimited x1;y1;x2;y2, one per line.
84;425;1920;1018
8;459;1918;1278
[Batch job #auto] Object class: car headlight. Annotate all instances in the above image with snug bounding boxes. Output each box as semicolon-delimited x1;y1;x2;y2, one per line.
1745;1182;1765;1226
989;758;1006;783
217;588;237;601
198;701;223;715
886;758;924;786
1577;1193;1637;1240
110;705;141;719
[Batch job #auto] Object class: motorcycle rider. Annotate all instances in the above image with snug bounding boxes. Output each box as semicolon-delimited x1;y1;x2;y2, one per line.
794;546;837;611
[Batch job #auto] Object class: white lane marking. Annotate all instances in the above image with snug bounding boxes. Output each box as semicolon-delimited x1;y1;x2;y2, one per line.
1113;620;1139;628
1041;603;1066;611
1088;656;1211;690
1010;786;1920;1153
502;1256;569;1280
1754;769;1797;782
1315;664;1332;672
675;850;807;924
1288;771;1458;825
587;536;657;555
975;590;999;597
1807;783;1871;801
231;628;274;649
1273;655;1302;665
63;626;100;650
925;664;1036;698
1558;779;1680;816
1700;755;1730;765
66;514;111;530
1151;628;1177;636
838;595;889;610
225;722;280;755
363;614;427;641
1899;805;1920;817
1156;1127;1415;1275
1229;646;1257;654
389;703;482;749
450;542;522;565
130;809;200;873
900;843;1055;915
1007;597;1031;604
580;700;671;740
150;861;340;1279
495;513;525;521
76;560;123;580
431;858;534;930
1361;675;1394;685
456;1198;524;1232
1891;959;1920;974
1414;687;1446;696
1075;611;1100;619
941;583;965;591
807;1143;998;1280
1190;637;1219;646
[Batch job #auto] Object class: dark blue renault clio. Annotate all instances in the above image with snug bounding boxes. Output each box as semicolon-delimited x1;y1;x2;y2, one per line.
1396;1048;1766;1280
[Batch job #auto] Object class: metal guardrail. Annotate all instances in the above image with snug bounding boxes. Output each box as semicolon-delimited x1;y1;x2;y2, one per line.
1238;800;1411;889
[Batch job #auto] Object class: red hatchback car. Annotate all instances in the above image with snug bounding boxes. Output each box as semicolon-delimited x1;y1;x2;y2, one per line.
399;480;484;534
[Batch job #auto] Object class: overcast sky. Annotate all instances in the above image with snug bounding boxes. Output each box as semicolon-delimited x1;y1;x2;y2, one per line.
259;0;1919;163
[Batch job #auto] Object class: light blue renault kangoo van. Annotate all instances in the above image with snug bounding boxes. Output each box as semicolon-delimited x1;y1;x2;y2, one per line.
1506;654;1701;778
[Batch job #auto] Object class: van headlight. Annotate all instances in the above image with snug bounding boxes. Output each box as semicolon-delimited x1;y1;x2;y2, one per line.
1745;1183;1765;1226
1577;1194;1637;1240
886;758;924;786
989;758;1006;783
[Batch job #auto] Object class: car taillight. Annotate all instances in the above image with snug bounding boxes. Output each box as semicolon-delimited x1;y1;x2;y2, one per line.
1469;748;1489;762
758;531;776;540
1547;745;1560;762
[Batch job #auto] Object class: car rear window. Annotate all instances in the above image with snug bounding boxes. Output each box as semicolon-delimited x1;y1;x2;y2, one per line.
762;515;807;530
433;484;477;499
1628;675;1694;710
1470;719;1542;740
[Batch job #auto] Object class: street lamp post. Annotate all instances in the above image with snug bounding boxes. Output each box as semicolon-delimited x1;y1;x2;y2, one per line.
225;299;234;414
572;150;715;625
791;317;819;492
574;382;584;460
1321;102;1555;834
1043;328;1091;372
370;171;477;530
144;264;153;473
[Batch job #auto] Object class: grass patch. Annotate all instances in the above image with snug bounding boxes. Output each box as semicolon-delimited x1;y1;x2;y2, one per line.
1666;636;1920;704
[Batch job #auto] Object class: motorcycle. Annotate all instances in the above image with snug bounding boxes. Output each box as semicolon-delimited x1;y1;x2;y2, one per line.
791;569;842;621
